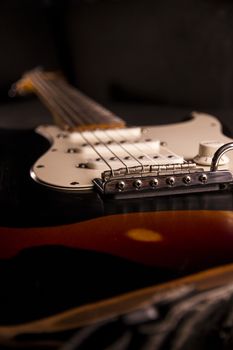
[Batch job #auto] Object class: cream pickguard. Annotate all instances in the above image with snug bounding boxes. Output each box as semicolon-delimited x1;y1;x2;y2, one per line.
13;69;233;197
31;112;233;195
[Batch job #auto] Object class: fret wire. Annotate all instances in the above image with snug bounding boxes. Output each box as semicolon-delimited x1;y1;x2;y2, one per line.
30;74;75;129
48;79;96;125
32;72;82;128
104;130;144;170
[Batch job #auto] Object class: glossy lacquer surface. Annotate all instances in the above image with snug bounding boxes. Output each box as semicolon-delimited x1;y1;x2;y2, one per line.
1;128;233;325
1;210;233;268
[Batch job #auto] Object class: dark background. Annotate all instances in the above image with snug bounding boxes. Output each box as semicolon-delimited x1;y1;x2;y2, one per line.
0;0;233;133
1;2;233;345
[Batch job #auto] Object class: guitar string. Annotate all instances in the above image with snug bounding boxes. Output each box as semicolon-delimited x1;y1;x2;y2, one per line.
30;69;120;129
54;79;123;125
103;129;144;170
31;71;115;173
36;73;119;129
30;73;76;128
47;82;129;171
30;71;151;173
90;132;129;172
42;76;145;169
36;74;132;171
49;79;98;125
55;84;153;169
29;76;74;128
79;132;114;174
32;72;85;128
48;82;142;171
111;129;158;165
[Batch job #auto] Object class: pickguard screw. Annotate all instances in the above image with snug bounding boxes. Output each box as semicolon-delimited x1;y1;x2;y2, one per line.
67;148;79;153
160;141;167;146
78;163;88;168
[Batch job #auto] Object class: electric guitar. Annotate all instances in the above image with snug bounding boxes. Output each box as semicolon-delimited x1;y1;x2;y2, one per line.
1;68;233;345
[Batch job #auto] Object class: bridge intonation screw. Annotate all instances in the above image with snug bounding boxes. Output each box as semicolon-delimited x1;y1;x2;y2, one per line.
183;175;192;184
199;174;208;183
166;176;175;186
117;181;125;191
150;178;158;187
133;179;142;189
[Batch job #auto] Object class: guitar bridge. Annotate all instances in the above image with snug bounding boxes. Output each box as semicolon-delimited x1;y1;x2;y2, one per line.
93;162;233;198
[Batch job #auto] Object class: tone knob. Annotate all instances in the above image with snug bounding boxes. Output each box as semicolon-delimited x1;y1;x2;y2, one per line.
194;141;229;166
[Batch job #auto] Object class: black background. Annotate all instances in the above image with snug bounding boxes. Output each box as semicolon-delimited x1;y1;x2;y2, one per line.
0;0;233;133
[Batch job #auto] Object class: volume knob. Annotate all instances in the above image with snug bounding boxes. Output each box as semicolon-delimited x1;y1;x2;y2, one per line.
194;141;229;166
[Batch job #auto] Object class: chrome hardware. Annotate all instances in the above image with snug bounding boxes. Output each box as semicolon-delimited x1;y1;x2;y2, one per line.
117;181;125;191
101;162;197;181
211;142;233;171
183;175;191;184
150;178;158;187
133;179;142;189
166;177;175;186
93;141;233;197
199;173;208;183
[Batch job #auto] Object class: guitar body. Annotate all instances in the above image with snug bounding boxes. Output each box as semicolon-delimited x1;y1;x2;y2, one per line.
1;70;233;344
1;114;233;329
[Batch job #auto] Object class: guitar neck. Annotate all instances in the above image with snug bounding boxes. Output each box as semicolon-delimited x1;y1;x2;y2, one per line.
13;68;126;131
